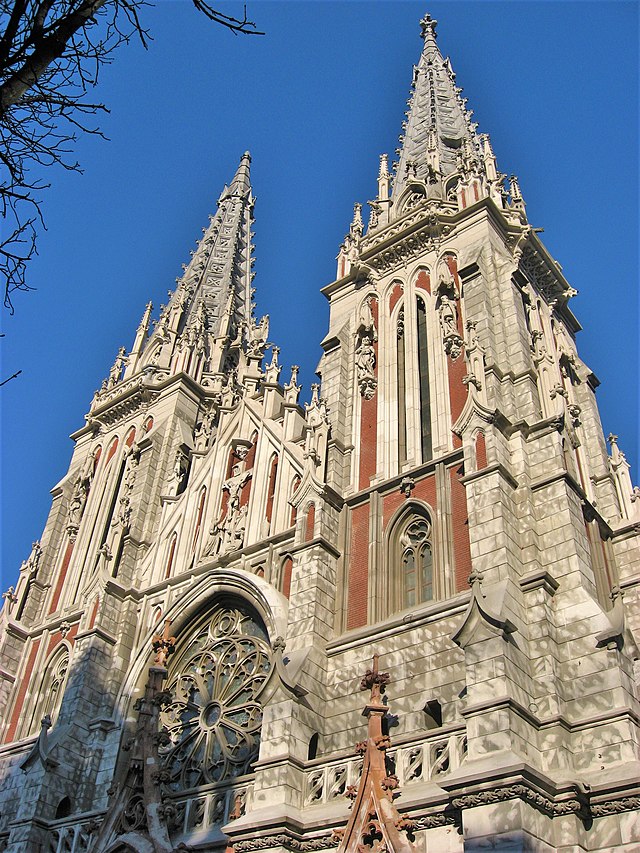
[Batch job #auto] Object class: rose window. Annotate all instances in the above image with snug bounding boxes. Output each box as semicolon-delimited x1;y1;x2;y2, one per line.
159;604;272;791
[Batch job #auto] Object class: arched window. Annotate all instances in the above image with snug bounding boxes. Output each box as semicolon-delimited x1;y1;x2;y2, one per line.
31;647;70;733
416;297;432;462
289;475;301;526
159;601;272;793
396;304;406;466
164;532;178;579
400;516;433;608
265;453;279;527
383;508;436;618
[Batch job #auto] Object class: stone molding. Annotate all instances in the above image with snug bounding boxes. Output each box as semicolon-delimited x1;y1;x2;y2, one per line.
449;783;586;818
235;834;338;852
519;569;559;596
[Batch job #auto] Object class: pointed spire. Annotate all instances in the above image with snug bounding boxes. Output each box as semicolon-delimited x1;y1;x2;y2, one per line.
136;152;256;378
392;13;482;204
221;150;252;201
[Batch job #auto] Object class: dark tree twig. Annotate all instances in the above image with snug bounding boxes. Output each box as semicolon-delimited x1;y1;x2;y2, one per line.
0;0;263;312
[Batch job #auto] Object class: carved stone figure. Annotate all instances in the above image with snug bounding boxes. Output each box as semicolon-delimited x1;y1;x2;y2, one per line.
437;294;463;358
194;408;215;451
355;335;377;399
107;347;128;389
247;315;269;357
438;294;457;338
224;463;252;515
437;259;456;296
66;481;87;534
21;541;42;577
170;450;190;495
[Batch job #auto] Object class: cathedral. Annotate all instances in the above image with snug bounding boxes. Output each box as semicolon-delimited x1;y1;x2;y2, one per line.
1;13;639;853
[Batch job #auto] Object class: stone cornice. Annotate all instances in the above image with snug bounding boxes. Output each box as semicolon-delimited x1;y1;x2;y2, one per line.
519;569;559;596
327;591;470;655
459;462;518;490
343;448;465;508
74;626;117;645
288;536;341;560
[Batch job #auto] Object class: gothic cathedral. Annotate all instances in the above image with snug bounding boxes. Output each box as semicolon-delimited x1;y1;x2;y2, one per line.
1;14;639;853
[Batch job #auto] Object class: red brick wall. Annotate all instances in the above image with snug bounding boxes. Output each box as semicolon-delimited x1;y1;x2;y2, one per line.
306;504;315;542
415;270;431;294
105;436;119;464
266;455;278;524
389;283;403;313
5;639;40;743
46;622;79;657
347;502;370;629
165;533;177;579
444;255;467;435
383;474;437;526
48;539;75;615
475;432;487;469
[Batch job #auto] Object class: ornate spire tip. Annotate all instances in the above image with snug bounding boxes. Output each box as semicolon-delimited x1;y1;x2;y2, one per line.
420;12;437;40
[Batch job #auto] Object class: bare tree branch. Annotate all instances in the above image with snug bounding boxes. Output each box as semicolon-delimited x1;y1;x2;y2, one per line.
0;0;263;312
0;368;23;386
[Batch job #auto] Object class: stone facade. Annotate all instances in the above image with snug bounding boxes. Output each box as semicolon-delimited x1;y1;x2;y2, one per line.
1;14;639;853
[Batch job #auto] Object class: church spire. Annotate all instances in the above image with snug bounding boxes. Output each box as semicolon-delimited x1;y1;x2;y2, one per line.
126;152;256;381
391;13;480;203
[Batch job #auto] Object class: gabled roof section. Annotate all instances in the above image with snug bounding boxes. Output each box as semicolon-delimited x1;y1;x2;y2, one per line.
392;14;480;203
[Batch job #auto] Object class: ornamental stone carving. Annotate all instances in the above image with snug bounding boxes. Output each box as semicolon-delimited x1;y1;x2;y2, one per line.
159;605;272;792
355;335;376;399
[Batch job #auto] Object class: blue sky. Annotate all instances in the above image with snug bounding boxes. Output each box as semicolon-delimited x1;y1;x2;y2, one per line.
1;1;638;590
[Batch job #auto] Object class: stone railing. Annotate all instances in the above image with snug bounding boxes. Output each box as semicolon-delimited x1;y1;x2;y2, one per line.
163;781;254;836
304;729;467;807
46;782;254;851
47;820;95;853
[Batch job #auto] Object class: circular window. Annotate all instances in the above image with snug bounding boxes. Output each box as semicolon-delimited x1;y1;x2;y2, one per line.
159;604;272;791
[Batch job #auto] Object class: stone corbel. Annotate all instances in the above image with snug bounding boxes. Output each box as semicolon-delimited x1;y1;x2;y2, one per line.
272;637;309;699
595;586;625;651
257;637;309;706
451;572;517;649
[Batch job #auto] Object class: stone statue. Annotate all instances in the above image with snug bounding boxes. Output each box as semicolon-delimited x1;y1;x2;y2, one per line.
438;294;458;338
247;315;269;357
107;347;128;389
355;335;377;399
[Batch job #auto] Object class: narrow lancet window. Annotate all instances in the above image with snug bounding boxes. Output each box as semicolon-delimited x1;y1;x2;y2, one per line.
401;517;433;608
397;308;407;466
416;297;432;462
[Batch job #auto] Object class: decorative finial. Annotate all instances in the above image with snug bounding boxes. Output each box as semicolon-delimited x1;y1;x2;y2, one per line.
152;618;177;668
420;13;437;40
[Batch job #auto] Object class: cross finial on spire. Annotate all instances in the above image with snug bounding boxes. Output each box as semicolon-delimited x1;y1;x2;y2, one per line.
420;13;437;40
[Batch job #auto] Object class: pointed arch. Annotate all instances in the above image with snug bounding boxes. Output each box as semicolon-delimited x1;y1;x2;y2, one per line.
190;487;207;557
152;597;275;802
29;643;71;734
289;475;301;526
265;452;279;527
164;532;178;579
382;502;438;619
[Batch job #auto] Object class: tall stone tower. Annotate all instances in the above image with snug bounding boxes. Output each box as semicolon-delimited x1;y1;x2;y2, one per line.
1;14;638;853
